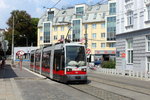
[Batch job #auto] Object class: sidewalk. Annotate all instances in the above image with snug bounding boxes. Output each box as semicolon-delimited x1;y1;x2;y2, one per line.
0;60;40;100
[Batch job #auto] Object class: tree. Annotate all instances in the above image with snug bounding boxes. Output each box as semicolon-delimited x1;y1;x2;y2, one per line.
29;18;39;46
4;10;39;54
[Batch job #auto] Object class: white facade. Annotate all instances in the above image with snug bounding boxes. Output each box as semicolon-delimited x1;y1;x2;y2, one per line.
116;0;150;35
116;0;150;72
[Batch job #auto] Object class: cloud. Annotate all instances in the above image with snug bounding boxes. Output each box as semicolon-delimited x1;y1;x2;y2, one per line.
0;0;9;9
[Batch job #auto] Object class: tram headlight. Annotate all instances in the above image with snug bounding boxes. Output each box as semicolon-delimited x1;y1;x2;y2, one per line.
66;68;72;72
82;68;86;72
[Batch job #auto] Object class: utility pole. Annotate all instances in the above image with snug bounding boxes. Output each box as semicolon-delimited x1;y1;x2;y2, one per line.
84;24;88;49
11;15;14;65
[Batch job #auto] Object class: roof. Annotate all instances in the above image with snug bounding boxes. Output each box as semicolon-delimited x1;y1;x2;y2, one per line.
38;4;108;27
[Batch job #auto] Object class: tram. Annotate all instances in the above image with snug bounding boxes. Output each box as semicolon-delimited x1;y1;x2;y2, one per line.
30;42;87;83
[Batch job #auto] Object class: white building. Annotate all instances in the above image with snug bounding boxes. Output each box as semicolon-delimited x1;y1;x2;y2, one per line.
116;0;150;72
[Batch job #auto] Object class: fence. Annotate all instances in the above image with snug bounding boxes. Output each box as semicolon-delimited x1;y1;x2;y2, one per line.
94;68;150;80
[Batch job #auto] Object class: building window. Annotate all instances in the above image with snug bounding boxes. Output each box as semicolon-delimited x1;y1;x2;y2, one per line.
92;24;97;29
147;5;150;20
40;36;43;41
127;39;133;64
107;17;116;40
147;57;150;72
109;3;116;15
92;43;96;48
72;19;81;41
47;11;54;21
39;28;42;33
61;35;64;39
54;35;57;40
101;23;105;28
127;11;134;26
68;35;71;39
93;13;97;19
54;27;57;31
84;24;88;29
146;35;150;51
101;33;105;38
92;33;96;39
55;17;58;23
125;0;131;3
109;43;116;48
43;22;51;43
86;14;89;20
69;16;72;21
61;26;64;31
62;17;65;22
76;7;84;18
101;43;105;48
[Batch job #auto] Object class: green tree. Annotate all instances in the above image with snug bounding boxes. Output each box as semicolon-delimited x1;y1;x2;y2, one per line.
4;10;39;54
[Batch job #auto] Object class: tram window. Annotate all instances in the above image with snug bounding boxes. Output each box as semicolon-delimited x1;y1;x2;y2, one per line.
53;50;65;71
31;54;34;62
42;51;51;68
35;53;40;66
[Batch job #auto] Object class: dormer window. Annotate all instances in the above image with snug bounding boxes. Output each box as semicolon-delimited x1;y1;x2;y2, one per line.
109;3;116;15
93;13;97;19
47;11;54;21
76;7;84;15
88;6;92;11
85;14;89;20
96;6;100;10
62;11;66;14
125;0;131;3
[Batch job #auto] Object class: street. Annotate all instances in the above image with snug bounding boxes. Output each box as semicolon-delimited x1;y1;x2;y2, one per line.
0;61;150;100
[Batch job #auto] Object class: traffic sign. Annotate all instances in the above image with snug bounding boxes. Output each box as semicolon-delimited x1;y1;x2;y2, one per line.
16;50;25;56
86;48;91;54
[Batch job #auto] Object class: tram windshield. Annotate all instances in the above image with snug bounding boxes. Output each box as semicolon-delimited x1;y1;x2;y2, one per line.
66;46;86;66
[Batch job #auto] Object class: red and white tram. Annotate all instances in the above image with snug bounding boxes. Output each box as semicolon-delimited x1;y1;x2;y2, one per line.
30;42;87;83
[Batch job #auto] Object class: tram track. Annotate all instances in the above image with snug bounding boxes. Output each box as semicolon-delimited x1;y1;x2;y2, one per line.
68;83;134;100
88;76;150;96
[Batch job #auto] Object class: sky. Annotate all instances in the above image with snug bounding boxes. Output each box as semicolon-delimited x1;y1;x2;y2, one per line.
0;0;107;29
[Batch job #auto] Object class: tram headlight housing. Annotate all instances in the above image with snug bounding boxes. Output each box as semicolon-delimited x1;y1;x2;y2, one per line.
66;68;72;72
82;68;86;72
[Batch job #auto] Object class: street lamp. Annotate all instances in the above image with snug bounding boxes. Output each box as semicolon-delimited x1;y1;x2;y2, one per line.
11;15;15;65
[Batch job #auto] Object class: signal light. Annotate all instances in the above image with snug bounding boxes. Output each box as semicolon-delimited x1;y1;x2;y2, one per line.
66;68;72;72
82;68;86;72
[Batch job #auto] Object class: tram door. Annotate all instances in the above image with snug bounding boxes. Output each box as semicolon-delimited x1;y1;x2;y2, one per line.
53;50;64;80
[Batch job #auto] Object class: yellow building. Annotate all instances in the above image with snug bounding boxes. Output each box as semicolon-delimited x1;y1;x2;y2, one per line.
37;3;116;62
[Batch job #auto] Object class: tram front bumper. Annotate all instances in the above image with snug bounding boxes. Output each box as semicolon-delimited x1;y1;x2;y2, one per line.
65;75;87;82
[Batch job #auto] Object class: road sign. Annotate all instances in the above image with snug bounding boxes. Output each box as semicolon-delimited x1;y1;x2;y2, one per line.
2;40;8;51
86;48;91;54
16;50;25;56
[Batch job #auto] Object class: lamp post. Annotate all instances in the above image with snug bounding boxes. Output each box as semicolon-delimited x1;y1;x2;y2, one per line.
11;15;15;65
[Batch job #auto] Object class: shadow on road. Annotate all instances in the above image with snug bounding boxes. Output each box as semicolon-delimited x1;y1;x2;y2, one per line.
0;64;18;79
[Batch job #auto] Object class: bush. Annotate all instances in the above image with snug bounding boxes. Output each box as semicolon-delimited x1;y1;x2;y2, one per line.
101;60;116;69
